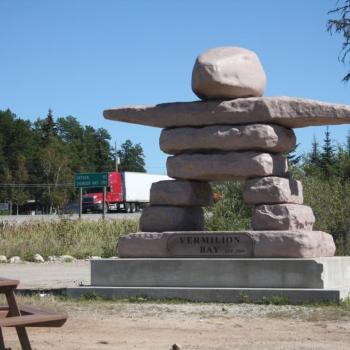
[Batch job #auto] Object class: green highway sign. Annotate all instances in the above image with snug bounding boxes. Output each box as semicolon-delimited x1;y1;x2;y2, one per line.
74;172;109;188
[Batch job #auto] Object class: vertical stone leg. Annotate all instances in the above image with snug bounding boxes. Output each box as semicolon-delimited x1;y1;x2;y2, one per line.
140;206;205;232
243;176;304;205
139;180;213;232
243;176;315;231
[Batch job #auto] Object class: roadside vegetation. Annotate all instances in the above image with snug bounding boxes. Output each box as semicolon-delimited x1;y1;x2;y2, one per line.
0;218;138;260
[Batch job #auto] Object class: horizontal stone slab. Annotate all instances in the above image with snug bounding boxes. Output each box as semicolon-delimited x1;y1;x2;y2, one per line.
244;176;303;204
160;124;296;154
252;204;315;231
140;206;204;232
117;231;335;258
103;96;350;129
150;180;213;206
167;152;288;181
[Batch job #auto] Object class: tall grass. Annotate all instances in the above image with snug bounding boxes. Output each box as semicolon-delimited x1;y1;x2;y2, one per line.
0;219;138;260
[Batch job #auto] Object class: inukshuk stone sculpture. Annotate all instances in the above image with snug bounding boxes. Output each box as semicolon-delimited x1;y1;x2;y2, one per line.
104;46;350;258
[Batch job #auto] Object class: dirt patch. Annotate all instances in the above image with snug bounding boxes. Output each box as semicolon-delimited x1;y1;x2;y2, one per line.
1;298;350;350
0;261;90;289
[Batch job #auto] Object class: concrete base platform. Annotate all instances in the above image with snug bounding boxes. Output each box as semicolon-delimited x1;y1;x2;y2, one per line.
91;257;350;289
66;286;350;304
67;257;350;303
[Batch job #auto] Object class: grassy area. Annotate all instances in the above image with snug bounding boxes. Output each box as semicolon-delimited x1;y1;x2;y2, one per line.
0;219;138;260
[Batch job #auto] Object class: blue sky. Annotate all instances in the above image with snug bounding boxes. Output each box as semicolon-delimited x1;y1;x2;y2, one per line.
1;0;349;173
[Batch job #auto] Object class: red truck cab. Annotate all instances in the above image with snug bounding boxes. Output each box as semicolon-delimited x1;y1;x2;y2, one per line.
82;172;125;212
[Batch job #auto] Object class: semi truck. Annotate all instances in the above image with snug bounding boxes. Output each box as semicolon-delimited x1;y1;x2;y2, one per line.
82;171;171;213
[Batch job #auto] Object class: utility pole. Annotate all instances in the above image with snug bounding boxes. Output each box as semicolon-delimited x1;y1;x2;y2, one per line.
115;140;119;172
102;186;106;220
79;187;82;220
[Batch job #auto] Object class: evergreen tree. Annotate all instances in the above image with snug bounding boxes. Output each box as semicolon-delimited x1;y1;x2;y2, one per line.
83;126;99;171
346;130;350;154
43;109;56;138
310;136;321;166
39;138;72;213
302;136;321;177
11;155;29;214
0;131;6;175
287;143;302;167
35;109;57;146
94;128;114;172
0;167;12;209
335;144;350;179
320;127;336;177
56;116;87;172
118;140;146;172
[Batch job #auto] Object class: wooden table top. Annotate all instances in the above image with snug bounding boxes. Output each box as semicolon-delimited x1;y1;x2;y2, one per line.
0;278;19;288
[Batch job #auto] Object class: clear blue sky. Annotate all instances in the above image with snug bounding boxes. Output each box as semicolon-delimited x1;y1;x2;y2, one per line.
1;0;349;173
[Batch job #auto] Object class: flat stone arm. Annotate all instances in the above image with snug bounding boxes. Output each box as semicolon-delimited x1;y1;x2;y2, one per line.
104;96;350;129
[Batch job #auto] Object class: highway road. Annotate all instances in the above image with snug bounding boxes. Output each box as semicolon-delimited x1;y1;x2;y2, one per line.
0;212;141;225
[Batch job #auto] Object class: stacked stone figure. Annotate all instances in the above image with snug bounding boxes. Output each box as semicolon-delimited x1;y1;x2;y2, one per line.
103;46;350;257
140;47;314;233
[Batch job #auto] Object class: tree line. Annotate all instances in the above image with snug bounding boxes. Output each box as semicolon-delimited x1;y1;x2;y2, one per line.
0;109;145;214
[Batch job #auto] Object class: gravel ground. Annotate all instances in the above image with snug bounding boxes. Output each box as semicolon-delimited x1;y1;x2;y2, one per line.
1;298;350;350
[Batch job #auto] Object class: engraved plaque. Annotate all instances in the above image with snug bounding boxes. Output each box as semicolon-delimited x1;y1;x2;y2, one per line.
167;232;254;257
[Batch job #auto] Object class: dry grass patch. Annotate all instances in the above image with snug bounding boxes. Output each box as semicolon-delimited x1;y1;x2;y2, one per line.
0;219;138;260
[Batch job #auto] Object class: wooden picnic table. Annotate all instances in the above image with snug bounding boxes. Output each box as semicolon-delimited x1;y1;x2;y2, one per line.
0;277;67;350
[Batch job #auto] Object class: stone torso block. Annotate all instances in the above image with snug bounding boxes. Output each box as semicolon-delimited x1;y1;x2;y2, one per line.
160;124;296;154
167;152;288;181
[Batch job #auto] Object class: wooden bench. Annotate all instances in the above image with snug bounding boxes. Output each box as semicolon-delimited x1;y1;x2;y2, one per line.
0;277;67;350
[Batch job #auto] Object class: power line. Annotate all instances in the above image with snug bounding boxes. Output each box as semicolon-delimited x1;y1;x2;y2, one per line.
0;184;74;187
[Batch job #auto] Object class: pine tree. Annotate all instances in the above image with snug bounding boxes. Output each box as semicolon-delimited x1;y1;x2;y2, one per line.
321;127;336;178
56;116;87;172
302;136;322;177
39;138;72;213
310;136;321;166
346;130;350;154
93;128;114;172
287;143;302;167
11;155;29;214
40;109;57;145
118;140;146;172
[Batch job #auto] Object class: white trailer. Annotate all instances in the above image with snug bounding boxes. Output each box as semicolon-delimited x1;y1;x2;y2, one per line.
122;171;171;203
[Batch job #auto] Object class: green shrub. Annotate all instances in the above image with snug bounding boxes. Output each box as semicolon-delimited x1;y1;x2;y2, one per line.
205;181;251;231
301;175;350;255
